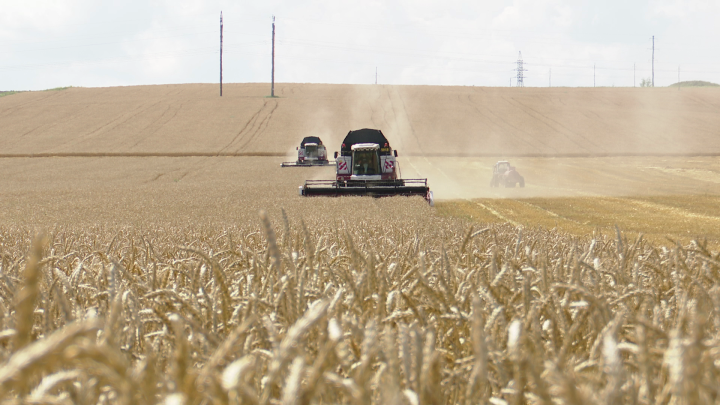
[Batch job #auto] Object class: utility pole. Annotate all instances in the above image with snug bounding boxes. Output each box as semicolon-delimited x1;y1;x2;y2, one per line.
651;35;655;87
271;16;276;97
220;12;223;97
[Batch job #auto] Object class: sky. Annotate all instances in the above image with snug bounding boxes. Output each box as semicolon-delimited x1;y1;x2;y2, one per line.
1;0;719;91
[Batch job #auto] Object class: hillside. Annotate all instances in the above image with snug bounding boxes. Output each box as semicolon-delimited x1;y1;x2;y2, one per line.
1;83;719;157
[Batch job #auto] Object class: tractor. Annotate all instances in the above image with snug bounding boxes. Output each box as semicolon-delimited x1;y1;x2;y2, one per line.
490;161;525;188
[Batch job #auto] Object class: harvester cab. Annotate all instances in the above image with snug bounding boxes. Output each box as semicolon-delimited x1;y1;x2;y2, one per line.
281;136;332;167
300;128;433;205
351;144;380;177
334;141;398;182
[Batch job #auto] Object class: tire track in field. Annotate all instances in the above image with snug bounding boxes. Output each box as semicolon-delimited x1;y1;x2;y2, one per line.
382;86;456;188
0;90;66;119
218;99;277;153
81;101;163;140
388;87;424;154
378;87;403;150
504;96;599;153
218;101;267;153
17;104;94;139
377;86;418;176
621;198;720;223
473;201;521;226
11;95;92;140
512;200;587;225
128;103;183;150
50;101;164;152
369;86;384;128
234;99;278;152
461;94;552;152
387;88;465;189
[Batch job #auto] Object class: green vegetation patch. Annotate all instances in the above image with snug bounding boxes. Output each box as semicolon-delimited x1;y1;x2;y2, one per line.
669;80;719;87
1;87;72;98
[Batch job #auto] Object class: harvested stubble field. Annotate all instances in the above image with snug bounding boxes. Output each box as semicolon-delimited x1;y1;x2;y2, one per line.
0;84;719;404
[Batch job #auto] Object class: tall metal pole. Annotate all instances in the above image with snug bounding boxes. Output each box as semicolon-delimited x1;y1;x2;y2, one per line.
516;51;526;87
271;16;275;97
220;12;223;97
652;36;655;87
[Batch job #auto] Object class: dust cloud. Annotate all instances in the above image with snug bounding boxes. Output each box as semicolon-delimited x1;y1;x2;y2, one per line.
399;156;720;201
328;85;720;200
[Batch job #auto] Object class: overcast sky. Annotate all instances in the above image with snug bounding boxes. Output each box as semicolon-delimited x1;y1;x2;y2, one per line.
1;0;719;91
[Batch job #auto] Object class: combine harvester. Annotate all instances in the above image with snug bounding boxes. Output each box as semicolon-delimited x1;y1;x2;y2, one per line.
281;136;333;167
299;129;433;205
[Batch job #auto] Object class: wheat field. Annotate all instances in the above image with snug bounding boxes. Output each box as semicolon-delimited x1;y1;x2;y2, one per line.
2;83;720;157
0;84;719;404
0;211;718;404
